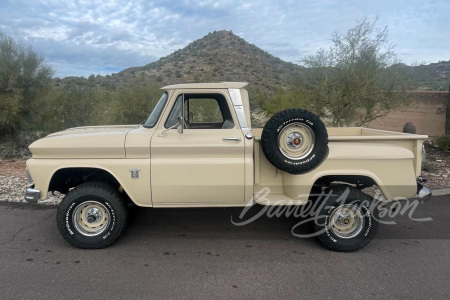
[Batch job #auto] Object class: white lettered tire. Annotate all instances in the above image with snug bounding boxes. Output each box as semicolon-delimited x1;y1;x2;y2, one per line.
261;109;328;174
56;182;128;249
312;185;379;252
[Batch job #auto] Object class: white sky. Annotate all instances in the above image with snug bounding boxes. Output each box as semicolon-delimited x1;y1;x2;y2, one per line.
1;0;449;77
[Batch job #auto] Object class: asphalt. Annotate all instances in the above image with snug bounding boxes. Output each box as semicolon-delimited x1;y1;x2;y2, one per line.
0;195;449;299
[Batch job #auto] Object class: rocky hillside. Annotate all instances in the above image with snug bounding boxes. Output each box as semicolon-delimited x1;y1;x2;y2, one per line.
57;31;305;98
404;61;450;91
56;31;449;95
119;31;304;96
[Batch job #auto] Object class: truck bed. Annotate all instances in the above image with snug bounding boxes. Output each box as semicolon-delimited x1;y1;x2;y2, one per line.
252;127;427;204
253;127;428;140
254;127;427;173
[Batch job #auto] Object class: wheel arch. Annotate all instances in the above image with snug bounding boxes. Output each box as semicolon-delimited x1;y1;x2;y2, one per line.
310;173;388;199
48;167;134;204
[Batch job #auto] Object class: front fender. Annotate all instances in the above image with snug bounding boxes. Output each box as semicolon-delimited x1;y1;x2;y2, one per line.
26;158;152;207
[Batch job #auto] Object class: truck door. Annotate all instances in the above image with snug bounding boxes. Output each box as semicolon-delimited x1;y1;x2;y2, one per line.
150;91;245;205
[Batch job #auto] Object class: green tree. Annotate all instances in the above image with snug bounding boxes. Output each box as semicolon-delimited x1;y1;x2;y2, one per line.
0;31;54;133
302;18;409;126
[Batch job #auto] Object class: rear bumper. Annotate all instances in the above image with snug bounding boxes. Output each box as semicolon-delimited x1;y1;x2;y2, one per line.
417;182;431;199
25;185;40;203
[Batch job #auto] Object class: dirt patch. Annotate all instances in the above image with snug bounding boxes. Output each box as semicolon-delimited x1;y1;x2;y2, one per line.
0;160;26;177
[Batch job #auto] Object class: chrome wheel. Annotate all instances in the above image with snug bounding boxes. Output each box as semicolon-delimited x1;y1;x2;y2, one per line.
330;204;365;239
73;201;110;236
277;122;315;160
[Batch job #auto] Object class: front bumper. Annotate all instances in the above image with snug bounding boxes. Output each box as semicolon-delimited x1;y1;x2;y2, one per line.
25;185;40;203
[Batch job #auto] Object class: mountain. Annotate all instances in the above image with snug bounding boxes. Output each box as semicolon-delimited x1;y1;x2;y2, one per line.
401;61;450;91
119;30;304;96
56;30;449;96
56;31;305;99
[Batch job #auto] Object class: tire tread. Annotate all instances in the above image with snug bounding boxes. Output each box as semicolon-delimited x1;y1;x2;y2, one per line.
56;182;128;249
261;108;328;174
314;185;379;252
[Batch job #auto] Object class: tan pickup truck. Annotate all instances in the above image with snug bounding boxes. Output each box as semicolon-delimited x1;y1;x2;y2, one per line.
25;82;430;252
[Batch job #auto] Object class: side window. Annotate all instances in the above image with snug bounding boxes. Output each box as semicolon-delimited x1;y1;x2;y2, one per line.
186;98;223;124
165;93;235;129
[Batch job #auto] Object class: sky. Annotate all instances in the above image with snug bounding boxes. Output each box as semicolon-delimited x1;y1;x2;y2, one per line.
1;0;449;78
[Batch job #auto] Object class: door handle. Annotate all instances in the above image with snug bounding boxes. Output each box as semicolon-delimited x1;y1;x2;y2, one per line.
223;137;241;142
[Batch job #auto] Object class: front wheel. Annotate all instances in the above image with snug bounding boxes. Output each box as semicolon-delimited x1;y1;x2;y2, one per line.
312;185;379;252
56;182;128;249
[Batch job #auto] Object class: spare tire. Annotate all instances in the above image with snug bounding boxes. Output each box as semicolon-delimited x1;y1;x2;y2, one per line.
261;108;328;174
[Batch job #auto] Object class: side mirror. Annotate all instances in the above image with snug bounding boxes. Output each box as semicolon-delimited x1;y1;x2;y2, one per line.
177;116;184;134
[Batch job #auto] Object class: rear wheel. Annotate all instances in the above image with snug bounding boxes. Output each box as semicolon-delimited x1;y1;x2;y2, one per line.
56;182;128;249
312;185;379;252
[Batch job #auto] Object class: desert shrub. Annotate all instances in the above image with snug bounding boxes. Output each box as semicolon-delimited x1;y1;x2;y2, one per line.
434;135;450;151
0;31;54;134
0;141;27;159
261;89;310;115
421;160;436;172
0;132;35;159
106;78;162;124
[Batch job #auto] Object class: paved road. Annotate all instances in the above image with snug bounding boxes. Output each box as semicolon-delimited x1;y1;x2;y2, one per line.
0;195;449;299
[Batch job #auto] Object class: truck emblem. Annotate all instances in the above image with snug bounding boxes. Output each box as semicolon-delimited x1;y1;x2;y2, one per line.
129;168;141;179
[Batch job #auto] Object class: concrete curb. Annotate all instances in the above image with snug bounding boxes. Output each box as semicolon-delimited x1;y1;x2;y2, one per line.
431;188;450;196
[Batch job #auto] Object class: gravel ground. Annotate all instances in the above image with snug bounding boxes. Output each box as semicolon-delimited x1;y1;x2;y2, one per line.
0;175;28;203
0;160;61;205
1;142;448;204
422;141;450;189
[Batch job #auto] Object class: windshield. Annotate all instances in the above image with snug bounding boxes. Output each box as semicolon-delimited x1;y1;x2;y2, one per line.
144;92;168;128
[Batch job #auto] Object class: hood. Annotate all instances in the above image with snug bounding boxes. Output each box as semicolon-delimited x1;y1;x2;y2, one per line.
29;125;138;158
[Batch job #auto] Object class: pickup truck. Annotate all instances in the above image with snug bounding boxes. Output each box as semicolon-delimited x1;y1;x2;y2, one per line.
25;82;430;252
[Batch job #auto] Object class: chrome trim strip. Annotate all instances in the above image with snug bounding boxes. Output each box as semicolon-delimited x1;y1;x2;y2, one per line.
223;137;241;142
228;88;250;129
234;105;248;129
228;88;243;106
